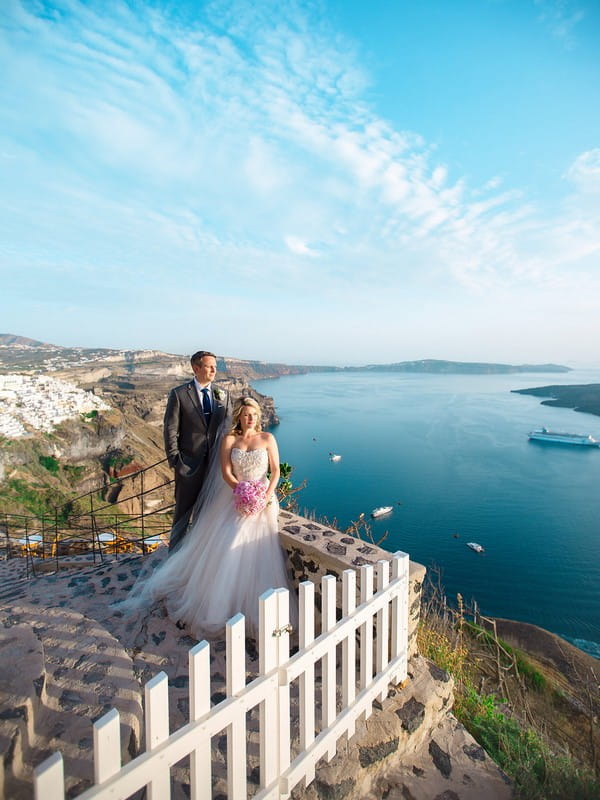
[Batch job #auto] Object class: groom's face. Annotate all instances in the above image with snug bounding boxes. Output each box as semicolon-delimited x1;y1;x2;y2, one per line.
193;356;217;385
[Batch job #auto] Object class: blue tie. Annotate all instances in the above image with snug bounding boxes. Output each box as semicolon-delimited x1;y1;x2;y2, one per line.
201;387;212;423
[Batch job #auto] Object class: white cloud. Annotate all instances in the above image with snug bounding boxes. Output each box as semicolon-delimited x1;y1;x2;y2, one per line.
565;149;600;192
535;0;586;49
284;235;318;257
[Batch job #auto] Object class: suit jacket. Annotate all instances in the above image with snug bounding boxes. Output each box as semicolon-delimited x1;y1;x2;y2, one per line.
163;381;232;478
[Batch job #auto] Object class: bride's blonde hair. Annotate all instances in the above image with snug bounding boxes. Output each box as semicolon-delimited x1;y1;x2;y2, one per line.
230;396;262;434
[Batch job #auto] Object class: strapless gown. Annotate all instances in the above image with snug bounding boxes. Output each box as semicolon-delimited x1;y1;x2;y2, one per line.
148;448;294;638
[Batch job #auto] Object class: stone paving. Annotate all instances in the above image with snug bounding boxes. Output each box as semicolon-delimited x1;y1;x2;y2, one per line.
0;516;513;800
0;549;275;798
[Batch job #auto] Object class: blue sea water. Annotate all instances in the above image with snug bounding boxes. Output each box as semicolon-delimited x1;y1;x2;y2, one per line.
257;369;600;659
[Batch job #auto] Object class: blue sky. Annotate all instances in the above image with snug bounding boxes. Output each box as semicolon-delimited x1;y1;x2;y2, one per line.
1;0;599;366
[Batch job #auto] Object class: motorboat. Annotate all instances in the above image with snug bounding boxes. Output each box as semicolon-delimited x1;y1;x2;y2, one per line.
329;453;342;462
371;506;393;518
528;427;600;447
466;542;484;553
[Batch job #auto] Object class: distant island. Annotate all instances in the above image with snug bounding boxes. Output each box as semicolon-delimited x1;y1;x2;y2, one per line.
339;359;571;375
0;335;572;378
512;384;600;419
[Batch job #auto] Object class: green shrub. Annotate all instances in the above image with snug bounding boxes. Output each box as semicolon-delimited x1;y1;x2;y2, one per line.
423;624;599;800
463;621;546;691
104;453;133;471
6;478;70;520
38;455;60;475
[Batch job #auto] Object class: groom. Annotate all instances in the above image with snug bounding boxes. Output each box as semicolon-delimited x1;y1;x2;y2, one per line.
163;350;233;550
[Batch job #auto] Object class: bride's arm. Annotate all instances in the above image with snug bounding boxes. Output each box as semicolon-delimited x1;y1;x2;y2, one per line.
221;434;238;489
265;433;280;502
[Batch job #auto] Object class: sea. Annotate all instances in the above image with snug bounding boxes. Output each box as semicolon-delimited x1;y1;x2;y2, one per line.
257;369;600;659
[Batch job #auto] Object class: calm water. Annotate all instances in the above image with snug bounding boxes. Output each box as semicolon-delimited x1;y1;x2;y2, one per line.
258;370;600;658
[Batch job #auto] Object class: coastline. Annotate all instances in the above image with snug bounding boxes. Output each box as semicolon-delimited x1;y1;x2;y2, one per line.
512;383;600;419
489;617;599;669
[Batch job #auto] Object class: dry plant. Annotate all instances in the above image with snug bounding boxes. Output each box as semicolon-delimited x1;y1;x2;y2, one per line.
418;566;600;800
308;510;390;548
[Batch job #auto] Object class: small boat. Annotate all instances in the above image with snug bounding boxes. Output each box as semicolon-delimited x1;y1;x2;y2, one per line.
329;453;342;462
371;506;393;519
466;542;484;553
528;427;600;447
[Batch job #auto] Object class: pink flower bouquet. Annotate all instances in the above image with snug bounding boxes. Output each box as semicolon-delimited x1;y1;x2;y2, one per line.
233;480;268;516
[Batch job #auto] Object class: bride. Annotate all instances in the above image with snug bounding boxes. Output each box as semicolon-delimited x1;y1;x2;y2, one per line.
142;396;295;639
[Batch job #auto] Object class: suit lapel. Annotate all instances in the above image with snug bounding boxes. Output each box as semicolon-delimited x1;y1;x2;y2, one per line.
208;389;228;433
186;381;207;429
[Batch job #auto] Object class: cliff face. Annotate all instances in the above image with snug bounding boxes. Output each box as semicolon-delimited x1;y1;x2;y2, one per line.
45;412;127;462
220;356;326;381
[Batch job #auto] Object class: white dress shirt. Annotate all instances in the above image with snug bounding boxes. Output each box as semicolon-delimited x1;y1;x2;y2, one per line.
193;378;212;411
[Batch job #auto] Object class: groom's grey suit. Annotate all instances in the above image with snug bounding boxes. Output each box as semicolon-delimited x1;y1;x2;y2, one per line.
164;380;232;550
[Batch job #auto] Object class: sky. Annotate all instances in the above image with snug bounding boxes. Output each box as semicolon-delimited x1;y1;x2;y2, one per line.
1;0;599;367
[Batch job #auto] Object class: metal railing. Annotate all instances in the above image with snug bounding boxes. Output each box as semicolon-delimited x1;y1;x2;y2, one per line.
0;458;175;575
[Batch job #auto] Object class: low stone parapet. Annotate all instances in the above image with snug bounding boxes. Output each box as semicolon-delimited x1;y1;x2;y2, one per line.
292;655;511;800
278;510;426;658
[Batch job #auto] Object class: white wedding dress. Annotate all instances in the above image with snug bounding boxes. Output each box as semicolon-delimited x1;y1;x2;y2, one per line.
146;448;294;639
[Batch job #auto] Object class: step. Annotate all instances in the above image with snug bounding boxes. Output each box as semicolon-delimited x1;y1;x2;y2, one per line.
0;604;143;799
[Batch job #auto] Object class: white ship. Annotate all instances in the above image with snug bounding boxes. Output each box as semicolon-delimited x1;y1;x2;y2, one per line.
371;506;393;518
329;453;342;462
466;542;484;553
528;427;600;447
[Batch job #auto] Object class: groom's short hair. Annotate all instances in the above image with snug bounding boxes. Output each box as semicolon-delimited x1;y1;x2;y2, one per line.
190;350;216;367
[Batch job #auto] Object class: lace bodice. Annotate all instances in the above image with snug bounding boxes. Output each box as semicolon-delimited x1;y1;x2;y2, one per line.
231;448;269;482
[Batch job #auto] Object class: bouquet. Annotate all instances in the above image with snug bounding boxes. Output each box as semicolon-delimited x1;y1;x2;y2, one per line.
233;480;268;516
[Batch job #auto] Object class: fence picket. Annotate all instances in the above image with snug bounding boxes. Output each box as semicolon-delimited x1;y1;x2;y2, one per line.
359;564;374;702
227;614;247;799
341;569;357;734
391;552;409;685
298;580;315;763
259;590;279;791
189;641;211;800
321;574;337;760
145;671;170;799
34;751;64;800
93;708;121;784
376;560;390;702
275;588;291;782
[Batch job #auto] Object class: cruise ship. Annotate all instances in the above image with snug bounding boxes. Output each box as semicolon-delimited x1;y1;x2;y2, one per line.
528;427;600;447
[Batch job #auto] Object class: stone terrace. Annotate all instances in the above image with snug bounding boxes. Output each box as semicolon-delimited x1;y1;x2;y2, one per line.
0;512;511;800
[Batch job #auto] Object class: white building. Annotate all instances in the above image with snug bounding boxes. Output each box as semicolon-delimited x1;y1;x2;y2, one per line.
0;374;111;438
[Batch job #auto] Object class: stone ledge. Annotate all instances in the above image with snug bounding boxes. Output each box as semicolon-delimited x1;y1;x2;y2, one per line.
279;511;426;658
292;654;511;800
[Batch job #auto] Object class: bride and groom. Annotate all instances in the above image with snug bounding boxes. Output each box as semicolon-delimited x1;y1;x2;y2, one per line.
148;350;294;639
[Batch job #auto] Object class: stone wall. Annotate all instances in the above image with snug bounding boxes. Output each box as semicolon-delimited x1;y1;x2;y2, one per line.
278;512;511;800
278;510;426;659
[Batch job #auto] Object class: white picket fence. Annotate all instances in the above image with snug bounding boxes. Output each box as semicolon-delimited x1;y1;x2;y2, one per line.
34;552;409;800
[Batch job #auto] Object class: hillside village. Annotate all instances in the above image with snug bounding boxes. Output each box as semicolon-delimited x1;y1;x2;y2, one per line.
0;374;111;438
